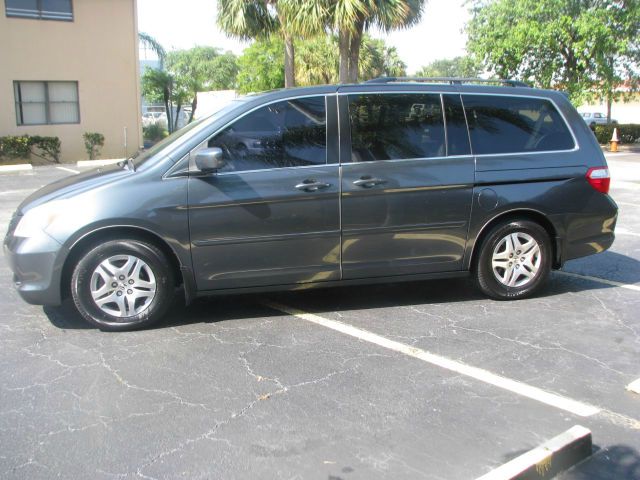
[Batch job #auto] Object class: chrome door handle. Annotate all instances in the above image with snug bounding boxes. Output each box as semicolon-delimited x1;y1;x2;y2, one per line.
295;180;331;192
353;177;387;188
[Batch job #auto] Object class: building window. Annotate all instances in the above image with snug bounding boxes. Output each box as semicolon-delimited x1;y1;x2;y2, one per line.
14;81;80;126
5;0;73;21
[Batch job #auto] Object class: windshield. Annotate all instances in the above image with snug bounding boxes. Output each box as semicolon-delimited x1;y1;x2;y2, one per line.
131;99;248;167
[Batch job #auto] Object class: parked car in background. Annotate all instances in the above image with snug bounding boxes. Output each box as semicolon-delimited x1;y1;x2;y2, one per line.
581;112;617;127
5;78;617;331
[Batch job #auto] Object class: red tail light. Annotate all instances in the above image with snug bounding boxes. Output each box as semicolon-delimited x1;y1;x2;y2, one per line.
586;167;610;194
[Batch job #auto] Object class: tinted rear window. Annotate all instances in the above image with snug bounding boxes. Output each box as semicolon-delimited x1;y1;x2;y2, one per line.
463;95;575;155
348;93;446;161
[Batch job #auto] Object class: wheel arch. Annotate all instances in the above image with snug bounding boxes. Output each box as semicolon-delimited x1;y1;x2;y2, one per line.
468;209;560;272
61;226;186;301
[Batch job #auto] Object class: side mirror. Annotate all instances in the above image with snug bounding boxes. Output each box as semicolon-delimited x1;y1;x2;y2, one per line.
195;147;225;173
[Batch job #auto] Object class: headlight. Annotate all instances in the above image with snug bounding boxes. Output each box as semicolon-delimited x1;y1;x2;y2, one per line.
13;200;70;238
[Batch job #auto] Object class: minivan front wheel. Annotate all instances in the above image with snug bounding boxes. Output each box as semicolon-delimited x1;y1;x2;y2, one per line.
474;220;551;300
71;239;174;331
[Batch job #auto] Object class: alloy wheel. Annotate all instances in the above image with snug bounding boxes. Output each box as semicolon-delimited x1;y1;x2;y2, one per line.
89;254;157;317
491;232;541;288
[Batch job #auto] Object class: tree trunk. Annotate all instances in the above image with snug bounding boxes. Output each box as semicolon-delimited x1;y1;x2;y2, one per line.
173;104;181;132
606;91;613;123
347;21;365;83
189;95;197;123
338;30;350;84
163;86;173;133
163;99;172;133
284;34;295;88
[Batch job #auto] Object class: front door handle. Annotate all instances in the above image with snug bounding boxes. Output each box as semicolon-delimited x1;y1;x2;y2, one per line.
295;179;331;192
353;176;387;188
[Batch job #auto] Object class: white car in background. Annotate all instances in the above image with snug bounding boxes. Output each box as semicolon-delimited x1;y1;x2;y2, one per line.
142;112;168;129
581;112;617;127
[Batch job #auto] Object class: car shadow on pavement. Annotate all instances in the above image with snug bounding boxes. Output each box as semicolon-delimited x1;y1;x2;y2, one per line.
560;250;640;286
43;249;640;331
563;443;640;479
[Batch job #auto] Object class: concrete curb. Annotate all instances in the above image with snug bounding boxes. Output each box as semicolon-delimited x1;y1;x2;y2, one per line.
76;158;123;167
0;164;33;173
476;425;592;480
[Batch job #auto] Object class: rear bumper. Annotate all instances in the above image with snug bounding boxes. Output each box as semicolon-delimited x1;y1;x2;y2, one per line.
3;231;66;306
559;195;618;263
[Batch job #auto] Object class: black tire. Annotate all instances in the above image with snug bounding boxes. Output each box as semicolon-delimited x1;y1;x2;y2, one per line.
70;239;174;331
474;220;551;300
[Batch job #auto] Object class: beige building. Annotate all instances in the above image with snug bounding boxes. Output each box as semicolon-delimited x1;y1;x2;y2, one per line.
0;0;142;162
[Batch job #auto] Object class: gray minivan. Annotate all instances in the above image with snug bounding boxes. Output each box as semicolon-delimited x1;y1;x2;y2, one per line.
4;78;618;330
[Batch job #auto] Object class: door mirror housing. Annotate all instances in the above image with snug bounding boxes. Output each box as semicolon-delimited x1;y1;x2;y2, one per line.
195;147;225;173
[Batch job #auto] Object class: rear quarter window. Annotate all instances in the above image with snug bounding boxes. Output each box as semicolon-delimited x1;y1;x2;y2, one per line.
463;95;575;155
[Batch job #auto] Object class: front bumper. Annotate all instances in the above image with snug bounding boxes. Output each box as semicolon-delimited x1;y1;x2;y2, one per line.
3;228;66;306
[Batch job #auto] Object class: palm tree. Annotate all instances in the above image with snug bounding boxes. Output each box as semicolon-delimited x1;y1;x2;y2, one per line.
141;68;175;132
138;32;166;69
286;0;425;83
335;0;424;83
217;0;301;87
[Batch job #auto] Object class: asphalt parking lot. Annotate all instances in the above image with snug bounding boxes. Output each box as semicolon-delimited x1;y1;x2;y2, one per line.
1;156;639;479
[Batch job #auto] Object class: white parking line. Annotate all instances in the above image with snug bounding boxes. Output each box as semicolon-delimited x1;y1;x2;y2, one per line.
627;378;640;395
616;227;640;237
56;166;80;174
264;301;600;417
612;181;640;190
0;189;32;196
556;270;640;292
615;201;640;207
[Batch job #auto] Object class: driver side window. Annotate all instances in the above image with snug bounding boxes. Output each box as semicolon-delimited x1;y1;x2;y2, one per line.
201;96;327;173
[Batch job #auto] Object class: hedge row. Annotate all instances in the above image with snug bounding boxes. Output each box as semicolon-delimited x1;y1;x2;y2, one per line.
0;135;61;163
592;124;640;145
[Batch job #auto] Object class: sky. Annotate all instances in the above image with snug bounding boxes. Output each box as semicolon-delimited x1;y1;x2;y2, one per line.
137;0;470;74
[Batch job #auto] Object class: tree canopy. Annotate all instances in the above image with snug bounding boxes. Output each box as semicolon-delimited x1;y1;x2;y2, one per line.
236;34;406;92
142;46;239;129
416;56;481;78
236;37;286;93
467;0;640;111
217;0;302;87
230;0;425;84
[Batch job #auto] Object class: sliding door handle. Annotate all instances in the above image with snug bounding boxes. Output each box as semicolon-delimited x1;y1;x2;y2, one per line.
353;177;387;188
295;180;331;192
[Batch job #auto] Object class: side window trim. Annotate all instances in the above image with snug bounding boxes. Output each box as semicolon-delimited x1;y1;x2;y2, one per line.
443;93;473;157
188;94;331;175
440;94;449;157
461;93;579;157
337;94;352;164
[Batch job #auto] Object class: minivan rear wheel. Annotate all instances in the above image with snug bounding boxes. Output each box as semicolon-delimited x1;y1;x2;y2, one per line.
71;239;174;331
474;220;551;300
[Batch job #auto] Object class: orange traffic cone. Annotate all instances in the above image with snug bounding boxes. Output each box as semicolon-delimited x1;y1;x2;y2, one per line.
610;128;619;153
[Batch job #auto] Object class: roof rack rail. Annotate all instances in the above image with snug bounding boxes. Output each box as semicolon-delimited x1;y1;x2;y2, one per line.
363;77;530;88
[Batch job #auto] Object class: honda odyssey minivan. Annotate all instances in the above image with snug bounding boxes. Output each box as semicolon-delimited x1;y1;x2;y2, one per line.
4;78;618;330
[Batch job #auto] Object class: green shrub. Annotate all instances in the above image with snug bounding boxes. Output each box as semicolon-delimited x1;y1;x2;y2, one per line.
30;136;61;163
143;123;168;143
0;135;61;163
0;136;31;159
83;132;105;160
592;124;640;145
